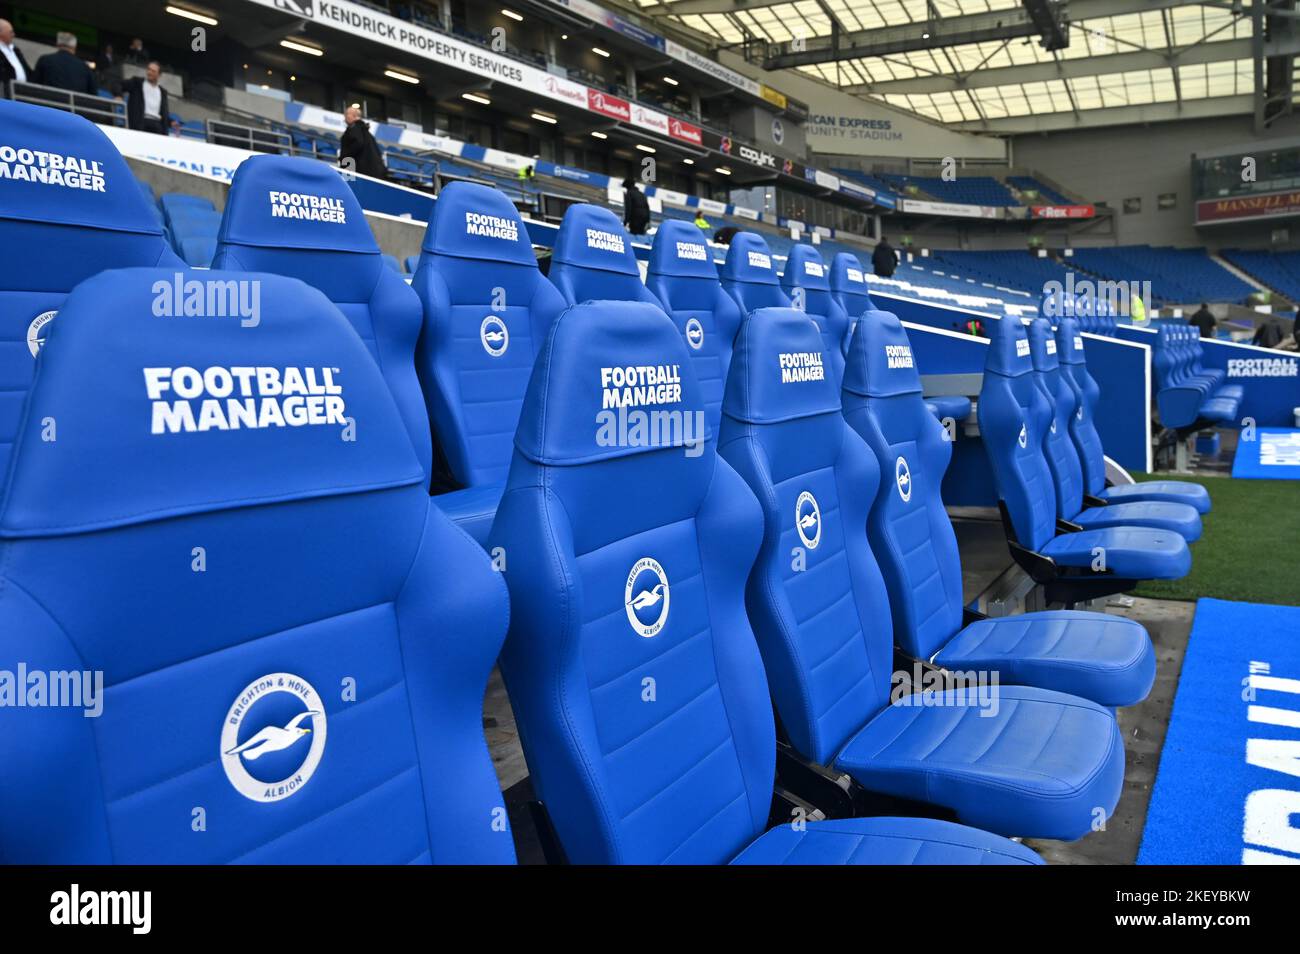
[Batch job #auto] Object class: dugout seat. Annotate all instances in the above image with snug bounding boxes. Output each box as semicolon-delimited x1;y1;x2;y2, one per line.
717;307;1125;839
829;252;876;322
410;182;566;543
547;203;661;307
212;155;431;483
720;231;790;316
779;244;851;385
0;267;513;864
490;298;1044;863
0;99;181;485
841;309;1154;708
1153;323;1241;430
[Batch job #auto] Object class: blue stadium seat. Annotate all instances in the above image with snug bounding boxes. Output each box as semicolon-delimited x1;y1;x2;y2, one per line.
491;298;1043;863
1026;319;1201;542
979;317;1191;598
404;255;419;274
0;100;181;486
411;181;565;544
718;308;1124;838
211;155;432;484
720;231;790;315
841;310;1154;708
0;267;513;863
179;235;218;268
828;251;875;321
780;244;851;385
381;253;402;274
1057;318;1212;513
1153;322;1242;430
547;203;661;306
644;220;743;436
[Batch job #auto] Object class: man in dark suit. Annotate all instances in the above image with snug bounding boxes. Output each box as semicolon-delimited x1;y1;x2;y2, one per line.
0;19;32;87
126;61;172;135
339;106;388;180
32;32;96;95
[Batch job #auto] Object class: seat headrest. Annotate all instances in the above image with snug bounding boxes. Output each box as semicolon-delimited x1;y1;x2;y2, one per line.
723;308;840;424
647;219;716;278
550;203;639;275
842;309;921;399
721;232;779;284
515;300;706;465
1055;317;1086;365
0;267;424;538
216;155;377;254
421;180;535;266
1027;317;1059;372
985;315;1033;377
781;245;830;291
0;99;165;236
830;252;869;296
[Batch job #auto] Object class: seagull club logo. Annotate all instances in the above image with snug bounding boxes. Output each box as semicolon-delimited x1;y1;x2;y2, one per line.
795;490;821;549
480;315;509;357
1018;422;1029;449
221;673;327;803
895;456;912;503
684;317;704;351
27;310;56;358
625;557;670;638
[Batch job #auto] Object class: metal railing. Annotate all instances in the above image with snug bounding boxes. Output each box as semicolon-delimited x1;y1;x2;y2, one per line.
6;79;126;126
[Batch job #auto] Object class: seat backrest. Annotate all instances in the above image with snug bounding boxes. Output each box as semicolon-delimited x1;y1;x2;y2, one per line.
411;181;565;490
547;203;661;307
492;299;774;865
976;317;1057;551
1027;317;1085;519
720;231;790;315
780;244;851;385
718;308;893;766
1153;323;1179;390
0;99;180;484
1055;317;1108;496
841;310;964;662
644;220;743;437
211;154;432;483
829;251;875;322
0;267;512;864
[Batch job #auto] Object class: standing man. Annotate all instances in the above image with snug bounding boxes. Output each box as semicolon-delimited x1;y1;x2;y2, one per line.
622;175;650;236
1189;302;1217;338
32;32;96;95
126;61;171;134
0;19;31;87
872;236;898;278
339;106;388;180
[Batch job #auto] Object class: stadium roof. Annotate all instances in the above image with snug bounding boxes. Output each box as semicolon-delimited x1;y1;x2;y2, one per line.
635;0;1288;132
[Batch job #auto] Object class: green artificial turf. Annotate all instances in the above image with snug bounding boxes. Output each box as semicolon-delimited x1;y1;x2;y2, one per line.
1130;473;1300;606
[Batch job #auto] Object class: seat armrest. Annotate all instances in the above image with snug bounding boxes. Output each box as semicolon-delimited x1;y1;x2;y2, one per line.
1083;493;1107;508
1056;517;1084;534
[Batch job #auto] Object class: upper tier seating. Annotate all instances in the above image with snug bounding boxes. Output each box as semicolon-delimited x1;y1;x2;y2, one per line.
1054;317;1212;513
0;267;513;863
717;307;1125;839
979;317;1191;598
0;99;181;485
780;244;852;386
1153;321;1243;431
547;203;661;307
644;220;743;437
490;297;1043;864
841;309;1154;708
211;155;432;484
410;181;565;543
1007;175;1072;205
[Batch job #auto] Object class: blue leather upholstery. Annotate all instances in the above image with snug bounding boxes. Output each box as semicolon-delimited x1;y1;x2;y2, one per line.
0;99;180;485
841;310;1153;708
925;396;973;423
548;203;661;307
645;220;743;436
721;231;790;316
1056;319;1212;514
491;298;1043;862
0;267;513;864
979;316;1191;580
718;308;1125;838
212;155;431;483
410;182;565;542
829;251;876;322
1026;319;1201;542
780;244;851;385
731;816;1042;865
1153;322;1241;428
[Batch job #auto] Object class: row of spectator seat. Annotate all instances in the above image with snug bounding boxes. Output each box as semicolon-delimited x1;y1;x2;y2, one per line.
1068;245;1256;305
1222;248;1300;303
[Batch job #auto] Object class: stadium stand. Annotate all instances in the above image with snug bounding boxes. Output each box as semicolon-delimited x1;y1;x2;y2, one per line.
1007;175;1073;205
1222;248;1300;303
1069;246;1256;305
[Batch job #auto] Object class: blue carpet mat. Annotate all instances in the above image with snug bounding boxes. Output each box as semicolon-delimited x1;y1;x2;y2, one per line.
1232;428;1300;480
1138;598;1300;864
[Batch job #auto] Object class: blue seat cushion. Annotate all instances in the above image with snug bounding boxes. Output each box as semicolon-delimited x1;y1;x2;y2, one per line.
1100;480;1210;514
1072;500;1202;542
730;816;1043;865
834;685;1124;840
932;611;1155;708
1040;526;1191;579
924;395;972;422
1199;395;1239;423
432;483;503;545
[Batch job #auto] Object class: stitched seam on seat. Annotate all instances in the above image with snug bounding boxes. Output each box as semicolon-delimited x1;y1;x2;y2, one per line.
601;678;720;761
661;792;746;864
